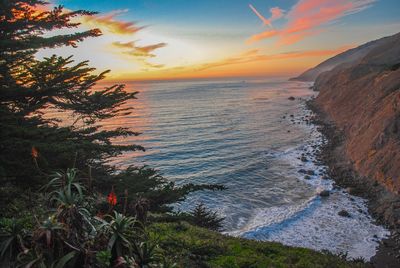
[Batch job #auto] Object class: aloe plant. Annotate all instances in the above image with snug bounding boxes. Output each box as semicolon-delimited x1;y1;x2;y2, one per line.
34;215;66;259
131;240;161;267
102;212;163;267
46;169;96;239
0;218;29;264
105;212;137;259
17;250;76;268
2;165;169;267
46;169;86;206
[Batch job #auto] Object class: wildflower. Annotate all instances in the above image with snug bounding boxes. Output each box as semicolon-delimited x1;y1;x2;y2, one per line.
31;146;39;158
107;187;117;206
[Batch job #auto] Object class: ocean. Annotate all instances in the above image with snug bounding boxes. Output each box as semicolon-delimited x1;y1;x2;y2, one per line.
107;77;388;260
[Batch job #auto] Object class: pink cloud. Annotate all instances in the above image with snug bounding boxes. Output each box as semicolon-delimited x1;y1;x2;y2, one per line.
270;7;284;21
249;4;284;28
247;0;375;45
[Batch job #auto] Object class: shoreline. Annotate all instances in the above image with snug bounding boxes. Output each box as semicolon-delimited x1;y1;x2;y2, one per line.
306;98;400;267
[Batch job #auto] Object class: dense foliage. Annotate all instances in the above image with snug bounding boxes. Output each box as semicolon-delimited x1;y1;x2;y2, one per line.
0;168;178;267
0;0;140;186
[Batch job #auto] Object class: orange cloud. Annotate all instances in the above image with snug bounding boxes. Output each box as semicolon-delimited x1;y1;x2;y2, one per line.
140;60;165;69
248;0;375;45
31;3;50;13
247;30;279;44
112;41;167;58
31;4;143;36
81;10;145;35
111;41;166;70
80;9;167;68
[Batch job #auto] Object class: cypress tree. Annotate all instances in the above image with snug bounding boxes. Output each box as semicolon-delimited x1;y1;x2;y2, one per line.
0;0;143;186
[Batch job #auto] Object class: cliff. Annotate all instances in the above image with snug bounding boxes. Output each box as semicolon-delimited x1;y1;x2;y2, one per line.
291;34;395;81
312;32;400;194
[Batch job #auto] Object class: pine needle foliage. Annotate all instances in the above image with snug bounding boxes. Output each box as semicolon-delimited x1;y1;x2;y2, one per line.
189;203;225;231
0;0;143;187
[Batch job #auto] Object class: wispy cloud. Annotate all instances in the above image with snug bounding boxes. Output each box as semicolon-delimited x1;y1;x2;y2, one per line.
139;60;165;69
249;4;284;28
79;10;167;68
112;41;167;58
167;46;352;73
80;9;168;69
248;0;375;45
111;41;166;69
32;4;167;70
81;9;145;35
33;5;144;35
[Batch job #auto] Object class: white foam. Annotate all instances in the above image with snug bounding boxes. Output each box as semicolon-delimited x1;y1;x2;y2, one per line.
226;98;389;260
239;191;388;260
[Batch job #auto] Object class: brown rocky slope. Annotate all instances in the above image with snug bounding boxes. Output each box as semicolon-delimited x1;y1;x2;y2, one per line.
313;32;400;195
305;32;400;266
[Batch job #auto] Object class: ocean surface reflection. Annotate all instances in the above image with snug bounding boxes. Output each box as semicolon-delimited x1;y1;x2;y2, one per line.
104;78;388;260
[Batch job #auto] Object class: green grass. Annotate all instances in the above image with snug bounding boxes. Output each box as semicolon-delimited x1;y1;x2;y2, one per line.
149;222;370;268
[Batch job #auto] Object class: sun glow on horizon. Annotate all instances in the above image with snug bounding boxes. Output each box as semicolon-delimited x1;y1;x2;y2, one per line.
36;0;400;81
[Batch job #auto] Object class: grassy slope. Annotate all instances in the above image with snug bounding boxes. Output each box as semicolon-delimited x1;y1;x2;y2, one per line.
150;222;369;268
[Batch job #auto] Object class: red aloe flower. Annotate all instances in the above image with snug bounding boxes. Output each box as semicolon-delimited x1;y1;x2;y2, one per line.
107;187;117;206
31;146;39;159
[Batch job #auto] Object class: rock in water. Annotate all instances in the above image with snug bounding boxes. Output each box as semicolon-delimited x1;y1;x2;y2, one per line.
306;170;315;175
319;190;330;197
338;210;351;217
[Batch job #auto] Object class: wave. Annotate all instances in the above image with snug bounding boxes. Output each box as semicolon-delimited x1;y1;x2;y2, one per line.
113;78;388;260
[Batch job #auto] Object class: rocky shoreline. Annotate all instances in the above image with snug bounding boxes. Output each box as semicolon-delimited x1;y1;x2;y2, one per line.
306;98;400;268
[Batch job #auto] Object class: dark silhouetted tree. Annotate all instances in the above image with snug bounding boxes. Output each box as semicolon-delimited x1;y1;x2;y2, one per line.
0;0;143;187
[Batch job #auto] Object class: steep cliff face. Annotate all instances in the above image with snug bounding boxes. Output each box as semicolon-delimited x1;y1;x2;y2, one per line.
313;32;400;193
291;34;396;81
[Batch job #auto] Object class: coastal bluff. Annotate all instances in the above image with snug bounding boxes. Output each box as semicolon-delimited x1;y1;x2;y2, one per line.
303;32;400;266
313;32;400;194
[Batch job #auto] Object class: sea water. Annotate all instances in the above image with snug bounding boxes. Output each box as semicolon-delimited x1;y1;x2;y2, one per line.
108;78;388;260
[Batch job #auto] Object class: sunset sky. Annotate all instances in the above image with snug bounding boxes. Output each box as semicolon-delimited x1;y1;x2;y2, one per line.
36;0;400;81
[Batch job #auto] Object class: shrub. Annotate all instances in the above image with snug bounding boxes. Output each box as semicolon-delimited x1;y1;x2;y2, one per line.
189;203;225;231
